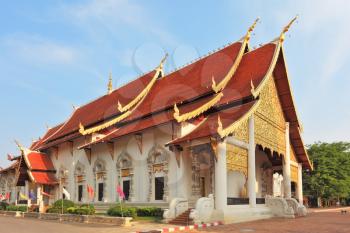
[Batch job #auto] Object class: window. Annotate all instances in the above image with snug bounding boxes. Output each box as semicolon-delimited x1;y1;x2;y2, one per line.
78;185;83;202
123;180;130;201
155;177;164;201
98;183;104;202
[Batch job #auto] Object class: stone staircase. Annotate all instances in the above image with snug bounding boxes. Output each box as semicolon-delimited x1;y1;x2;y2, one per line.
168;209;193;225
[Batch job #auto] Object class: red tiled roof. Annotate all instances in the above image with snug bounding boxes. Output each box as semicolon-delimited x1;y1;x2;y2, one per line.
24;151;55;171
29;171;58;185
45;70;157;142
127;42;243;121
167;101;257;145
219;43;277;105
30;124;64;150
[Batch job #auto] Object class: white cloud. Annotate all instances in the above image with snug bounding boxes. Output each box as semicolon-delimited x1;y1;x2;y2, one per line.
3;35;77;65
62;0;177;45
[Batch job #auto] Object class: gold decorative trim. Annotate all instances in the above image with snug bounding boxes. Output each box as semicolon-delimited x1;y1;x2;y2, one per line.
251;16;298;98
107;72;113;94
173;92;223;122
79;110;132;136
118;53;168;112
212;18;259;93
79;55;169;136
217;100;261;138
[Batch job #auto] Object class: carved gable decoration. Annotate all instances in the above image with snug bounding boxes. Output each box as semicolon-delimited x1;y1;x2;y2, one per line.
232;120;249;143
226;144;248;177
74;161;85;176
254;76;286;155
147;145;169;165
93;158;106;173
116;151;133;169
290;143;298;163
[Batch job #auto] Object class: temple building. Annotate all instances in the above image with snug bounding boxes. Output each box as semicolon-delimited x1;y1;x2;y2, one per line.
0;17;312;223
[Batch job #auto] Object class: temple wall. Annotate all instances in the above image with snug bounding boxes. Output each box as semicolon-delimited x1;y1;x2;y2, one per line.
48;122;191;204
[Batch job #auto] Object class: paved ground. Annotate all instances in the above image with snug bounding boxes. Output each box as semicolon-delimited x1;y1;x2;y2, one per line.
1;210;350;233
186;210;350;233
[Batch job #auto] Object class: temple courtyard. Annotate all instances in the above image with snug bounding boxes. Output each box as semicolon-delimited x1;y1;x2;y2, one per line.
0;209;349;233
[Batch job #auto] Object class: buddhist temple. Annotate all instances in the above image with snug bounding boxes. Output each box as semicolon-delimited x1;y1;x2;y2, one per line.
0;17;311;223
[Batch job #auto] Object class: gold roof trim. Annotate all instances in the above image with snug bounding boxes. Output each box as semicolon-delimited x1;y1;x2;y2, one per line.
251;16;298;99
217;100;261;138
107;72;113;94
118;53;168;113
173;92;224;123
212;18;259;93
79;110;131;136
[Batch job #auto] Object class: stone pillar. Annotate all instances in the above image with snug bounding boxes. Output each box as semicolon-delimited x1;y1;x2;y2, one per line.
248;115;256;207
37;186;44;213
283;122;292;198
25;180;31;207
214;140;227;211
297;163;303;205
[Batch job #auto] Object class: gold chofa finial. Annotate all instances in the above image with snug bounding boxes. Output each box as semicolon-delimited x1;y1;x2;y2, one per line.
244;18;260;42
157;53;169;71
79;122;85;135
14;139;24;152
279;16;298;43
107;72;113;94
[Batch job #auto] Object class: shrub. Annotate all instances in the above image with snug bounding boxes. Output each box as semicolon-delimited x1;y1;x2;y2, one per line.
67;205;95;215
52;200;75;209
0;202;9;210
136;207;163;217
6;205;27;212
46;207;62;214
107;205;137;218
47;200;75;214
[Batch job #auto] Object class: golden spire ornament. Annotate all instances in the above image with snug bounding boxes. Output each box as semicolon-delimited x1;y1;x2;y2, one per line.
107;72;113;94
279;15;298;43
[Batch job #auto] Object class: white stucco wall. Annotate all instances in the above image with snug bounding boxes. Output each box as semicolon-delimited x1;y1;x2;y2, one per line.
47;122;193;204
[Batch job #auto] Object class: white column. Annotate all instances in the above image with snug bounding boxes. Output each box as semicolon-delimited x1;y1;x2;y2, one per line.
37;185;44;213
297;163;303;204
25;180;31;207
283;122;292;198
215;140;227;211
248;115;256;207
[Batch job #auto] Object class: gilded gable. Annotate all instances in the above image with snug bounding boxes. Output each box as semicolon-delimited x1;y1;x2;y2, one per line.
254;76;286;155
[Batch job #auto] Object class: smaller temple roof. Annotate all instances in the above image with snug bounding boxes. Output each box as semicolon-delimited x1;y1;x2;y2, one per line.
15;143;57;185
29;171;58;185
23;151;55;171
167;101;258;146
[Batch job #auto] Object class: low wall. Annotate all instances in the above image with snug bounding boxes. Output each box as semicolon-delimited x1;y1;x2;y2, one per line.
0;211;130;226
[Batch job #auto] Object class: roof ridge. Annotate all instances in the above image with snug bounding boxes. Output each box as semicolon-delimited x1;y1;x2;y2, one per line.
163;40;241;78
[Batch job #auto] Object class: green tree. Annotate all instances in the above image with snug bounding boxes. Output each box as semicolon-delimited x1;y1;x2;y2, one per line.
303;142;350;206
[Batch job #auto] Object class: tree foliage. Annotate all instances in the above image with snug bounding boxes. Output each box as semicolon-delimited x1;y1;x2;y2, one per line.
304;142;350;204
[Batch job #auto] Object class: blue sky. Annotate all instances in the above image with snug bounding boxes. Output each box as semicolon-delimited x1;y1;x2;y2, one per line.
0;0;349;167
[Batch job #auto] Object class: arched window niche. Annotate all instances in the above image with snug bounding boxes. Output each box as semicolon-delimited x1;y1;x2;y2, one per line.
116;151;134;202
93;158;107;202
147;145;170;202
57;166;68;200
74;161;86;203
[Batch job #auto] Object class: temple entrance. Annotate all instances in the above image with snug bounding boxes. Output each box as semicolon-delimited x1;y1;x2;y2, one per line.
190;144;215;205
98;183;104;201
200;177;206;197
155;177;164;201
123;180;130;200
78;185;83;202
